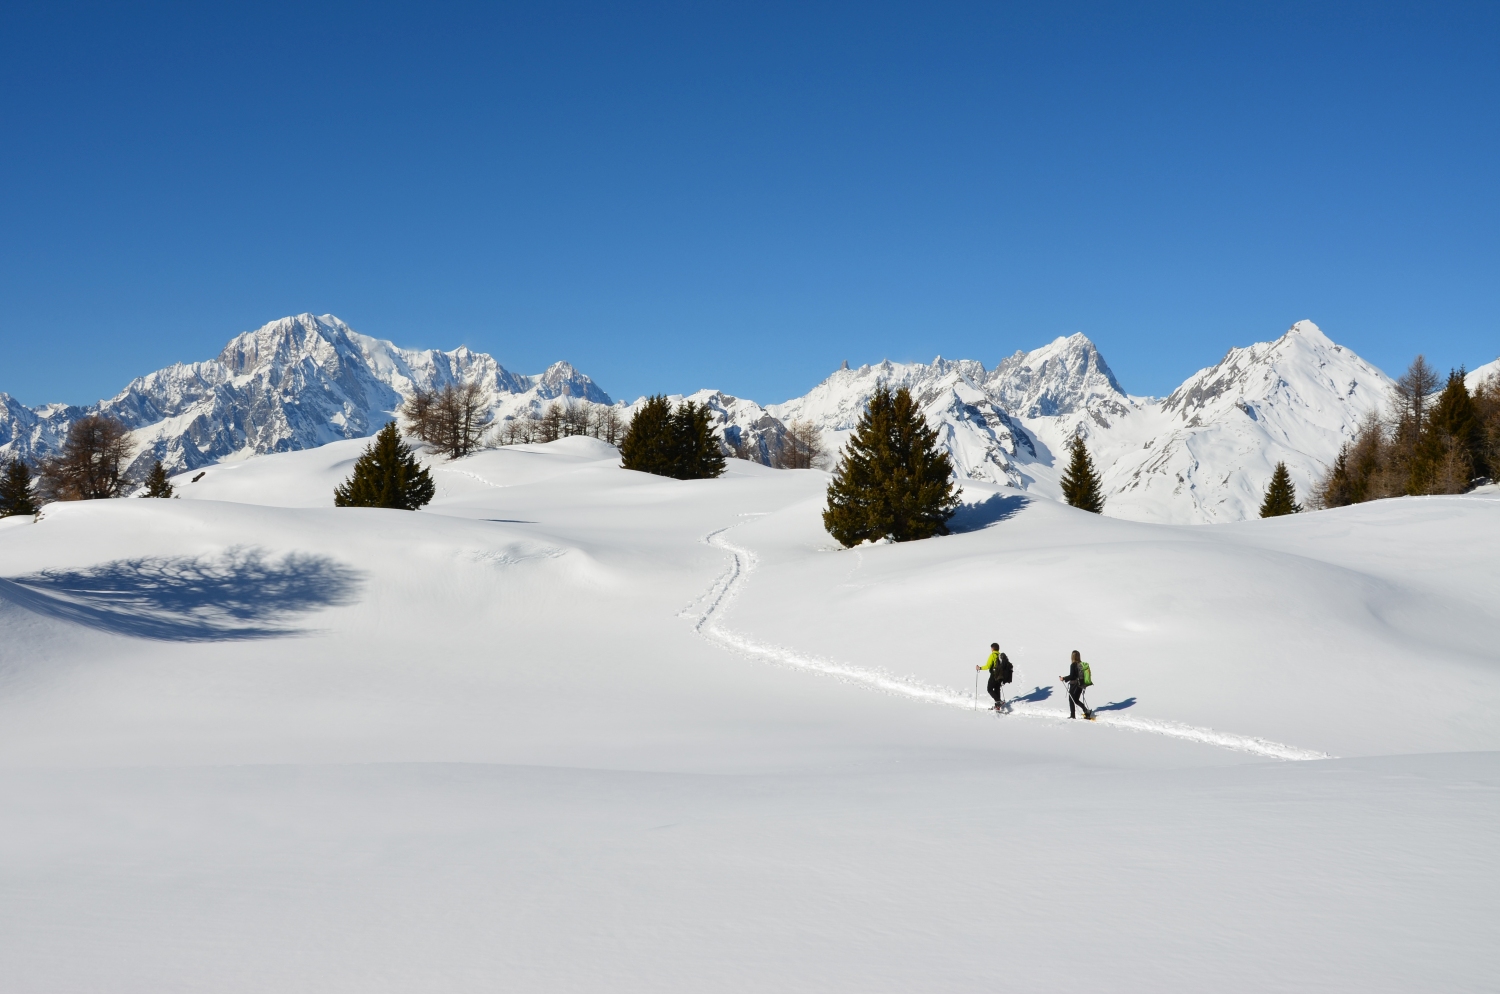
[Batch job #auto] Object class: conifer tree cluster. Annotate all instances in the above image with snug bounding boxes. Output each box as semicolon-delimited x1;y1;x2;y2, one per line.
1059;435;1106;513
333;422;435;509
618;396;726;480
0;458;37;517
1315;358;1500;507
1259;462;1301;517
140;460;176;498
822;385;958;546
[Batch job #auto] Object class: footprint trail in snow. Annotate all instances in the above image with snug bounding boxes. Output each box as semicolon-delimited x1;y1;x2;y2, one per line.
685;525;1331;762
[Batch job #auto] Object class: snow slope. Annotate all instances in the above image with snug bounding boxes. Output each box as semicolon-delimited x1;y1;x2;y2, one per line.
0;439;1496;991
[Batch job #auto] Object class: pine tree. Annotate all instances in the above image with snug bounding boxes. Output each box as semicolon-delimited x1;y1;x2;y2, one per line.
822;385;959;546
1427;368;1486;484
1259;462;1301;517
139;460;176;498
0;458;38;517
619;397;726;480
333;423;435;509
1059;435;1105;513
1318;445;1355;508
671;401;726;480
620;395;678;477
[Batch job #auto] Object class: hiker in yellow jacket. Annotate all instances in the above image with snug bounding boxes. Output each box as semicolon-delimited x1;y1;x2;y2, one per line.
976;643;1013;710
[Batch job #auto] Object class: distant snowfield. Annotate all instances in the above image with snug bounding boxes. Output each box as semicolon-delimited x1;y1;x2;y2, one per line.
1;438;1496;992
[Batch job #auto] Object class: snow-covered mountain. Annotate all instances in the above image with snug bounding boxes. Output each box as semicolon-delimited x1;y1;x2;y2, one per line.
0;314;611;476
673;321;1401;523
1465;356;1500;393
2;312;1479;523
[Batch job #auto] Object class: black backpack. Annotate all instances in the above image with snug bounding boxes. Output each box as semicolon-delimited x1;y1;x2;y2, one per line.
998;653;1013;684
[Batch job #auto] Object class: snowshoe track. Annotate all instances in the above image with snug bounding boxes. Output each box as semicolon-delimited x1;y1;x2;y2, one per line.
687;526;1331;762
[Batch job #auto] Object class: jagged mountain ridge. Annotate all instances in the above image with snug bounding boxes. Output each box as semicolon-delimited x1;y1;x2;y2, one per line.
672;322;1404;523
0;313;1462;523
0;314;610;475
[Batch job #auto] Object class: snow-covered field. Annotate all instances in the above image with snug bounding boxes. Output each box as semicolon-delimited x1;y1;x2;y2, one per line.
1;437;1496;991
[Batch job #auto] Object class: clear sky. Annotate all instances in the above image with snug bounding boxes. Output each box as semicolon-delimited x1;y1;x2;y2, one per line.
2;1;1496;407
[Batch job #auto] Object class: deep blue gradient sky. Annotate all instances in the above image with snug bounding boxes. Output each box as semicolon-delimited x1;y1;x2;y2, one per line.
2;1;1496;406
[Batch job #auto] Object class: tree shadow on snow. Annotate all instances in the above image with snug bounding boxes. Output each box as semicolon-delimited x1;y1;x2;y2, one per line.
0;547;363;642
1011;685;1054;703
1092;697;1137;712
948;494;1031;532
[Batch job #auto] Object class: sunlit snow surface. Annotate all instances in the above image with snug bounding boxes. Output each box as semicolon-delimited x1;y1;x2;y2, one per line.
0;438;1496;992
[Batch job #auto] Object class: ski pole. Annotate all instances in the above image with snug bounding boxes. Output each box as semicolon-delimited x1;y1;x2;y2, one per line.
974;668;978;711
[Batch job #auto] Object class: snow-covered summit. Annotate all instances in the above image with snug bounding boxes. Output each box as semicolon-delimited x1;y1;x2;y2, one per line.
682;321;1408;523
987;333;1129;419
1094;320;1395;523
0;313;611;475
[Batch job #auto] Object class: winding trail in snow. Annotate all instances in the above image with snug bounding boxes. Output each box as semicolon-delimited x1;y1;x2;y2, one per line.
686;525;1331;762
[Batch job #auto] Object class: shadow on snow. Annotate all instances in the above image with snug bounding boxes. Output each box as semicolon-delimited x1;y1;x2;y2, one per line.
949;493;1031;532
0;547;363;642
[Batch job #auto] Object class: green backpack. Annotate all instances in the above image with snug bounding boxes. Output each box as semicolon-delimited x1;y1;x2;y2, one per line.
1080;661;1093;687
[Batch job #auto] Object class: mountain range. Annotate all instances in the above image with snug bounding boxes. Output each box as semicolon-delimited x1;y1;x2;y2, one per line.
2;313;1495;524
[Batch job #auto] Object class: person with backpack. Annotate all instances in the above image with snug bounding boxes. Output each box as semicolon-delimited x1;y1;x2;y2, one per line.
976;643;1014;710
1059;650;1095;720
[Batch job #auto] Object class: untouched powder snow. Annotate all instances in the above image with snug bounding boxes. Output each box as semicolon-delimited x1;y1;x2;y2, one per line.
0;438;1496;991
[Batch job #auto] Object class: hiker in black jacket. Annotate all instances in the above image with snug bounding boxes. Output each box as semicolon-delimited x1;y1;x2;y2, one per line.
1059;650;1094;720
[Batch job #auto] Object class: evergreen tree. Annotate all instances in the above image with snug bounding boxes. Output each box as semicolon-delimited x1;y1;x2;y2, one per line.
333;422;435;509
1428;368;1486;483
620;395;679;477
1259;461;1301;517
670;401;726;480
139;460;176;498
822;385;959;546
0;458;38;517
619;396;726;480
1059;434;1106;513
1319;445;1355;508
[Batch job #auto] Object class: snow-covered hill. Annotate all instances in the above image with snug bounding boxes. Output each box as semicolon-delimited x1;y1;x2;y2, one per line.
1;438;1496;990
0;314;610;476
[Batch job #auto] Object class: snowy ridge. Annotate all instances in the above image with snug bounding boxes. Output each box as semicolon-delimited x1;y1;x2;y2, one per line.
4;314;1483;523
687;524;1329;761
0;313;611;477
1466;356;1500;393
681;320;1401;524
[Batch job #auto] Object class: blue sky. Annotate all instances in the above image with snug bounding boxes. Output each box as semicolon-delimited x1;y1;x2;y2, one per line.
1;1;1496;407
